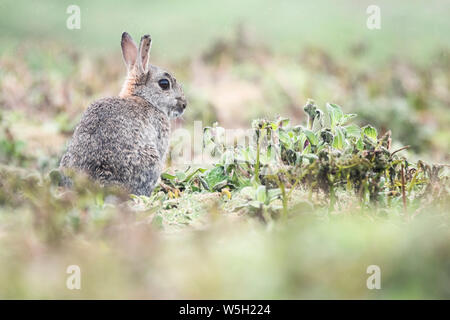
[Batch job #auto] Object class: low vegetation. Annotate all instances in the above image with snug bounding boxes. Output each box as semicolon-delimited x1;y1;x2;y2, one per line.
0;26;449;298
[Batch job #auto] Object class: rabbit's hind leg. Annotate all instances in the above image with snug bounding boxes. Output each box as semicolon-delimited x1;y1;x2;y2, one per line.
128;149;162;197
129;165;160;196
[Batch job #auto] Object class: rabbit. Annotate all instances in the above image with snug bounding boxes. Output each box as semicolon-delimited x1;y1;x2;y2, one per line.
59;32;187;196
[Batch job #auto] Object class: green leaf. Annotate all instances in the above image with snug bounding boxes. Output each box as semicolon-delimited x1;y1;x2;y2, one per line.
161;172;176;180
356;137;364;151
276;117;290;128
198;176;210;190
363;125;378;142
184;167;207;183
175;171;187;181
344;124;361;138
302;142;311;154
303;154;319;163
278;130;292;146
212;180;228;191
256;185;267;204
326;103;344;129
267;188;281;202
303;129;319;145
332;126;346;150
204;166;228;191
341;113;357;125
249;201;263;209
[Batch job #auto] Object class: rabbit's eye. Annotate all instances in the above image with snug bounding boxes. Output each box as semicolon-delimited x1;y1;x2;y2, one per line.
158;79;170;90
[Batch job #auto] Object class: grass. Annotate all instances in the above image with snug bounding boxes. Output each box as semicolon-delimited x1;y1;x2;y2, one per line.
0;168;448;298
0;97;448;298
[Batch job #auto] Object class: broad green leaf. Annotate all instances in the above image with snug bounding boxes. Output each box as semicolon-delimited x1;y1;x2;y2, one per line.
298;132;307;150
175;171;186;181
204;166;228;190
356;137;364;151
267;188;282;202
212;180;228;191
198;176;209;190
341;113;357;125
303;129;319;146
302;142;311;154
249;201;263;209
234;172;251;188
363;125;378;142
184;167;207;183
326;103;344;129
315;143;326;153
332;126;346;150
303;153;319;163
256;185;267;203
161;172;176;180
276;117;290;128
344;124;361;138
278;130;291;146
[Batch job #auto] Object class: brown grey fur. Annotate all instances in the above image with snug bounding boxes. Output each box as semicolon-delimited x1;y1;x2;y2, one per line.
60;32;187;196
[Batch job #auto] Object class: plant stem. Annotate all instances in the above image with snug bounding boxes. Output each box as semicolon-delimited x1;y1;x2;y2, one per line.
254;130;261;183
281;183;288;220
401;162;408;220
391;145;410;157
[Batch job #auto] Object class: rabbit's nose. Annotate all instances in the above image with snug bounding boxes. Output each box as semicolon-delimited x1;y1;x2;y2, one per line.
177;97;187;109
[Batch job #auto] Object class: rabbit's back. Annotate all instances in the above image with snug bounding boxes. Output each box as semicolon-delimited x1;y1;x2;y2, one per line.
60;96;170;195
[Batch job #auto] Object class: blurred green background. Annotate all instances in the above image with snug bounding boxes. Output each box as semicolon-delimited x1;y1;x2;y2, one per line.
1;0;449;163
0;0;449;299
1;0;449;63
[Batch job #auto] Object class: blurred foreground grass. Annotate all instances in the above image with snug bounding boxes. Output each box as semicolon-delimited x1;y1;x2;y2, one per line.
0;157;448;298
1;199;449;299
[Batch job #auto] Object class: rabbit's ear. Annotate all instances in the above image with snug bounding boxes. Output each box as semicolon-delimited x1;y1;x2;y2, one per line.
137;34;152;73
121;32;138;71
